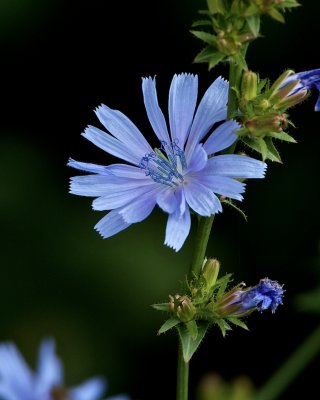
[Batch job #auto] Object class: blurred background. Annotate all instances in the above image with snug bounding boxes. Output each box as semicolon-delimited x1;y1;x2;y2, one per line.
0;0;319;399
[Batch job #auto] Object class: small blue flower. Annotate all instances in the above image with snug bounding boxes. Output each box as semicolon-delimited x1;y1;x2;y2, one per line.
220;278;284;316
68;74;267;251
281;68;320;111
0;339;126;400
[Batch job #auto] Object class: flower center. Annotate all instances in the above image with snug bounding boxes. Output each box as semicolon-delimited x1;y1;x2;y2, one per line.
51;387;69;400
139;140;187;187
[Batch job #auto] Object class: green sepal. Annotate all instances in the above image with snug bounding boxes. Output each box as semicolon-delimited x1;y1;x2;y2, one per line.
245;15;260;37
216;274;232;300
268;8;285;23
194;46;217;63
208;52;226;70
177;322;209;362
222;199;248;221
215;318;232;337
268;131;297;143
281;0;300;8
227;317;249;330
152;303;170;311
186;320;198;340
190;30;217;45
257;137;268;161
158;317;180;335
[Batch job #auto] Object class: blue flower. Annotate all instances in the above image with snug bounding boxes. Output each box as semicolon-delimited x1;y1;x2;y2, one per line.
219;278;284;316
281;68;320;111
0;339;127;400
68;74;266;251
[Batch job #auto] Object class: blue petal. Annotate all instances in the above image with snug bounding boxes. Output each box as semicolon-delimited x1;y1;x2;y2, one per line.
119;188;158;223
185;77;228;159
187;144;208;172
94;210;131;238
0;387;19;400
82;126;141;165
315;92;320;111
93;184;159;211
197;175;245;201
68;159;110;175
156;189;179;214
69;377;106;400
70;175;152;197
36;339;63;391
169;74;198;148
0;343;33;396
164;208;191;251
142;77;171;144
203;120;239;155
184;181;222;216
207;155;267;178
95;104;152;157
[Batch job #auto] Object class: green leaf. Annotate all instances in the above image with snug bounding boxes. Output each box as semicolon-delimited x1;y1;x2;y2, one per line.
215;318;232;337
216;274;232;300
268;8;285;23
208;52;225;70
152;303;170;311
227;317;249;330
257;137;268;161
265;137;282;162
191;19;212;28
194;46;215;63
190;30;217;45
232;52;247;70
186;320;198;340
246;15;260;37
268;131;297;143
158;317;180;335
177;322;209;362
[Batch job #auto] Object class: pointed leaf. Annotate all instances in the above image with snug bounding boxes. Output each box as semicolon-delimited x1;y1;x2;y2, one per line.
265;137;282;162
257;138;268;161
215;318;232;337
152;303;170;312
208;52;225;70
227;317;249;330
158;317;180;335
268;8;285;23
191;19;212;28
268;131;297;143
186;320;198;340
246;15;260;37
194;46;216;63
232;52;247;70
190;30;217;45
177;322;209;362
216;274;232;300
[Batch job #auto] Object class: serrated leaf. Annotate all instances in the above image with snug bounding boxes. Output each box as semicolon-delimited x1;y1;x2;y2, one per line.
208;52;225;70
190;30;217;45
241;137;282;162
191;19;212;28
227;317;249;330
177;322;209;362
215;318;232;337
268;8;285;23
194;46;216;63
268;131;297;143
152;303;170;311
246;15;260;37
265;137;282;162
158;317;180;335
222;199;248;221
186;320;198;340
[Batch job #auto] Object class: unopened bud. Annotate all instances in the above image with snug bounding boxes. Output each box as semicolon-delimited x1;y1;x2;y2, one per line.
270;69;295;95
202;258;220;292
241;71;258;102
169;294;196;322
245;113;288;136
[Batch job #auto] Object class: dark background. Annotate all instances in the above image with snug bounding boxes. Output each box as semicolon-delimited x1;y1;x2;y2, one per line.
0;0;319;399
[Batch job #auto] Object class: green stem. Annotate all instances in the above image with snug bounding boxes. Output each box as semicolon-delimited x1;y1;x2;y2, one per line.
189;216;215;277
254;324;320;400
176;345;189;400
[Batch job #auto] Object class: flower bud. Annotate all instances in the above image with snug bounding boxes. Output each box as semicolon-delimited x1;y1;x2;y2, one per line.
241;71;258;102
202;258;220;293
244;113;288;136
169;294;196;322
269;69;295;96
